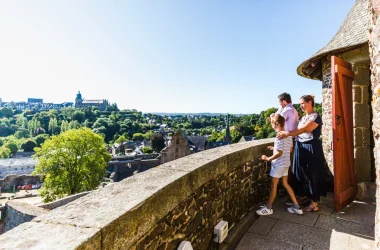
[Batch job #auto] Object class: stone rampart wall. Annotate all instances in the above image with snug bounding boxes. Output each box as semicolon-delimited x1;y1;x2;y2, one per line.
3;201;47;233
0;139;273;249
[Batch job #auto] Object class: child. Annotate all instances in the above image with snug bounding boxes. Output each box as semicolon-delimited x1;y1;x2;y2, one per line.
256;114;303;215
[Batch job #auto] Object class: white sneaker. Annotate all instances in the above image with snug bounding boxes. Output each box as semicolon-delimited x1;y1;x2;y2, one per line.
256;205;273;216
287;205;303;215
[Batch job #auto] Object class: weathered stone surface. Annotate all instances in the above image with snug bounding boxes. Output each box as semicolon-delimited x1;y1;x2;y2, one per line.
354;147;372;182
331;200;376;227
0;222;101;250
267;200;319;227
236;232;302;250
268;220;332;249
354;127;363;148
321;60;334;175
4;201;48;233
353;86;362;103
38;191;90;210
353;103;371;128
248;216;277;236
34;167;193;249
315;214;374;238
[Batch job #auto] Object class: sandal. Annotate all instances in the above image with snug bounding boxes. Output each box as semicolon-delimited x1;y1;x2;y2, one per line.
302;204;319;212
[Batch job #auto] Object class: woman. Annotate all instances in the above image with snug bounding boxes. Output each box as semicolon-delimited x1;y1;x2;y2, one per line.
277;95;326;212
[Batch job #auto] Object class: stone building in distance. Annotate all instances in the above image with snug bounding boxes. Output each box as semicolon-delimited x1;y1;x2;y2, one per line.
74;91;109;111
161;129;197;164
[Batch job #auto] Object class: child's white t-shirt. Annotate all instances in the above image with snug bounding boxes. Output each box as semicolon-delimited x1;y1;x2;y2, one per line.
272;136;293;168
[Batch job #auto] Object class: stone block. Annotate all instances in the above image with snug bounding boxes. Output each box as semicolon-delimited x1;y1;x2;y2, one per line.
248;216;277;236
352;64;370;86
354;147;372;182
362;127;371;148
362;86;369;104
354;128;363;148
315;214;374;238
353;103;370;127
332;200;376;227
353;86;362;103
268;220;331;249
236;232;302;250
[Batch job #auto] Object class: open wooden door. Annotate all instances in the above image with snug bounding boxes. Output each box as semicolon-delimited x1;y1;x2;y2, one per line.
331;56;357;211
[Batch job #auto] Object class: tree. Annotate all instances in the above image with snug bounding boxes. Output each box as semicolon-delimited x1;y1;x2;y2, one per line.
231;130;242;143
60;120;70;132
35;134;49;147
48;118;59;135
115;135;127;144
5;142;18;155
72;110;85;123
69;120;81;129
0;147;11;158
33;128;111;202
14;129;31;139
21;139;37;152
0;107;13;118
141;147;153;154
151;133;166;152
132;133;144;141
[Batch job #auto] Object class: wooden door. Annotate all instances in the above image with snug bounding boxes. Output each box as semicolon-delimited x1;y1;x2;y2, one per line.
331;56;357;211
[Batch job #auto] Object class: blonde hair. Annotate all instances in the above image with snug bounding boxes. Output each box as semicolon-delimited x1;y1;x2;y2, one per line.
271;114;285;127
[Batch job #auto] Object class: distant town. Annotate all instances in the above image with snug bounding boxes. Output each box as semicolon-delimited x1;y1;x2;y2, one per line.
0;91;109;112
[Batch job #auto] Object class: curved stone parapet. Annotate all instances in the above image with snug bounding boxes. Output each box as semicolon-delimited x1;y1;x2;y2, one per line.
0;139;274;250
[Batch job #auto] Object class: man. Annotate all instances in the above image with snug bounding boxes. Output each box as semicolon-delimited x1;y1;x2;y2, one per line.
270;93;298;133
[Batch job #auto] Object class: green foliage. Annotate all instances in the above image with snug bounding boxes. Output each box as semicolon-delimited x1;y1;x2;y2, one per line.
35;134;49;147
0;107;13;118
115;135;127;144
72;110;85;123
48;118;59;135
151;133;165;152
60;120;70;132
207;131;224;142
14;129;31;139
21;139;37;152
231;129;242;143
0;147;11;158
5;142;18;154
33;128;111;202
141;147;153;154
132;133;144;141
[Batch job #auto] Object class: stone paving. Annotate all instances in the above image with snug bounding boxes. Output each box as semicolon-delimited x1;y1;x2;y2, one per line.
236;193;375;250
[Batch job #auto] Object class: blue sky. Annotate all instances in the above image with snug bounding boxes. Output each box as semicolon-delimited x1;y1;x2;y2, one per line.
0;0;356;114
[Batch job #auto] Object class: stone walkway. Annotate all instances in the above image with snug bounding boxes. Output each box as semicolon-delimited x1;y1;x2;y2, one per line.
236;193;375;250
